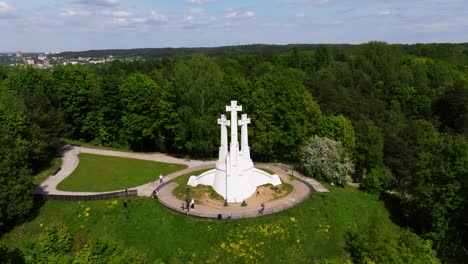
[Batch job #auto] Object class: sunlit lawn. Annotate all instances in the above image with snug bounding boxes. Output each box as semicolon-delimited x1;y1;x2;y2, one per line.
57;153;187;192
2;186;400;263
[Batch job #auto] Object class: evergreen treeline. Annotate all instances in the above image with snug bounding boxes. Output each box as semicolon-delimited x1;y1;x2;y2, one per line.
0;42;467;261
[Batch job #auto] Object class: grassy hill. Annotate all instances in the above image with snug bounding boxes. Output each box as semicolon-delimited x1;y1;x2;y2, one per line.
1;186;400;263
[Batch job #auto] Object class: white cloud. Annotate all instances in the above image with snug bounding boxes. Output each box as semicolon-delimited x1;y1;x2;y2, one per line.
378;10;391;16
186;0;216;4
283;0;330;7
180;8;216;29
60;10;92;17
244;11;254;18
102;10;131;17
111;17;128;26
0;1;15;14
225;10;255;19
132;10;168;24
72;0;118;7
296;12;305;18
148;10;168;23
190;8;205;15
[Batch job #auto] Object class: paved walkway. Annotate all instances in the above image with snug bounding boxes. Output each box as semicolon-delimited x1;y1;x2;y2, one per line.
156;163;323;219
36;145;328;218
36;145;216;196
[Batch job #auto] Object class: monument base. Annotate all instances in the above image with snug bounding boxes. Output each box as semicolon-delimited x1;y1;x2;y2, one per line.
187;168;281;203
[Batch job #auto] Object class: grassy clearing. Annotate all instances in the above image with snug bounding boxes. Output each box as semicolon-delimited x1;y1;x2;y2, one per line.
57;153;187;192
33;157;62;185
1;186;400;263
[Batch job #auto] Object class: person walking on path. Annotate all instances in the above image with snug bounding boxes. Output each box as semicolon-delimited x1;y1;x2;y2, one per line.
259;203;265;215
186;198;191;212
159;175;163;183
190;198;195;210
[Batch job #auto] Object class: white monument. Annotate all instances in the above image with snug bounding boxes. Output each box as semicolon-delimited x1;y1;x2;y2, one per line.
187;101;282;203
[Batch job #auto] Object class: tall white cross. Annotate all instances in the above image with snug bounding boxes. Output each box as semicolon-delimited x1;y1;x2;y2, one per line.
238;114;251;153
226;101;242;147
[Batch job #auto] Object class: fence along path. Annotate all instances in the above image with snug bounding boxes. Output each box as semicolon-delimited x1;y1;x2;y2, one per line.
36;145;328;211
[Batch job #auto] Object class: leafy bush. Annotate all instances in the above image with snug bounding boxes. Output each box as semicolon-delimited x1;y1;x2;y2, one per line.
345;215;440;263
301;136;354;185
22;225;148;264
361;166;393;193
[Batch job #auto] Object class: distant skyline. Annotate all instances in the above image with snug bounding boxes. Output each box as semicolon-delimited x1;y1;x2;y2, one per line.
1;0;467;52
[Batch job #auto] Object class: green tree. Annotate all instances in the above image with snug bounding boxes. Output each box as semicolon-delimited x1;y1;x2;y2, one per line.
361;166;393;194
408;132;467;258
169;54;225;156
314;115;356;154
346;215;440;264
2;66;62;170
119;73;161;151
354;117;384;177
250;65;320;161
301;136;354;185
0;89;38;227
52;65;98;139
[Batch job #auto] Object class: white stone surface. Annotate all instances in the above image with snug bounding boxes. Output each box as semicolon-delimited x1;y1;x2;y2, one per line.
188;101;281;203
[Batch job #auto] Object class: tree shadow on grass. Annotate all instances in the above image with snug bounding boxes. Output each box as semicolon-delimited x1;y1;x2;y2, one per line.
0;194;47;239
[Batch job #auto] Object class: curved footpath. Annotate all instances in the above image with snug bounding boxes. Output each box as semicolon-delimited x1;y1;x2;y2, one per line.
36;145;328;219
36;145;216;196
156;163;327;219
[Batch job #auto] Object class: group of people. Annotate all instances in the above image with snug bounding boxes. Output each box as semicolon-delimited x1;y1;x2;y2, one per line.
183;197;195;212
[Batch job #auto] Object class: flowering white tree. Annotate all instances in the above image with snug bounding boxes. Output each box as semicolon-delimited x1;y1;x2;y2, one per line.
301;135;354;185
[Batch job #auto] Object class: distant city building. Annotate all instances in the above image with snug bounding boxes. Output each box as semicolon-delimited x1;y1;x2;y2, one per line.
25;59;35;65
16;50;22;58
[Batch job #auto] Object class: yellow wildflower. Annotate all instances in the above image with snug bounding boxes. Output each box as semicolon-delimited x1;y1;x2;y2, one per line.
85;212;90;217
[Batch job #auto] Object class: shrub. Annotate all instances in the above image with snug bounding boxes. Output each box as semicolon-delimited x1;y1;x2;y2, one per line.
361;166;393;193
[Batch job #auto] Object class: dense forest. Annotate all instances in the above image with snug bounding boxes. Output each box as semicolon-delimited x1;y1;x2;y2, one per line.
0;42;467;262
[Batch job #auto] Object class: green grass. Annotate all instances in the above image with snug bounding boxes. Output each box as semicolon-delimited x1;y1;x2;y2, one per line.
57;153;187;192
259;168;275;175
288;173;301;181
1;186;401;263
33;157;62;185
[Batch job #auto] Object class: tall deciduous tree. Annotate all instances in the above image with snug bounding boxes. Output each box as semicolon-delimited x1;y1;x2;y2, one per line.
169;54;225;156
3;66;62;170
314;114;356;155
51;65;97;139
0;89;36;227
119;73;161;151
250;65;320;161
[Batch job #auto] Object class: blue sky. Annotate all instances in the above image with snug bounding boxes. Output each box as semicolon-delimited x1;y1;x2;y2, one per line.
0;0;467;52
